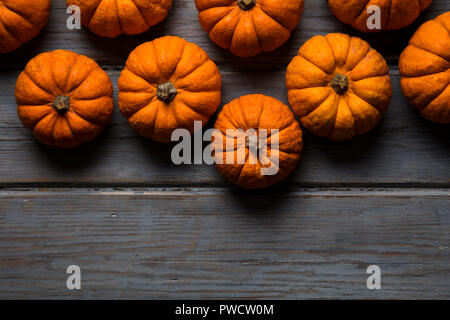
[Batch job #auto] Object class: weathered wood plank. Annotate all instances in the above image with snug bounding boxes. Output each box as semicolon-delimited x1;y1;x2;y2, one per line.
0;0;448;301
0;1;448;186
0;70;449;186
0;188;448;299
0;0;450;186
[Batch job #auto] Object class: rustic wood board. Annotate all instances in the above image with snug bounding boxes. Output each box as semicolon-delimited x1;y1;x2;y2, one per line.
0;188;449;299
1;70;449;187
0;1;448;186
0;0;449;299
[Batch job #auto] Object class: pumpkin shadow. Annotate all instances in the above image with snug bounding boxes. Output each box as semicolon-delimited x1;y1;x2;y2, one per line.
419;118;450;149
76;2;181;64
302;120;386;167
349;26;417;64
33;124;113;180
224;183;300;216
400;97;450;149
134;136;180;168
0;24;54;69
131;129;219;183
78;30;166;66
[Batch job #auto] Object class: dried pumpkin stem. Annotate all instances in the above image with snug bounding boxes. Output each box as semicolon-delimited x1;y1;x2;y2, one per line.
157;82;178;103
238;0;256;11
331;74;349;95
52;95;71;113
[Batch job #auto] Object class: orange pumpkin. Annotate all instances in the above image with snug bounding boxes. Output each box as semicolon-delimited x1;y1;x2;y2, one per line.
213;94;303;189
195;0;304;57
399;12;450;124
66;0;172;38
328;0;432;32
15;50;114;148
0;0;51;53
286;33;392;140
118;36;222;143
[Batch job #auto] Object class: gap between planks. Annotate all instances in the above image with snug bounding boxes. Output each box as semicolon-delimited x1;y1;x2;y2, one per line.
0;187;448;198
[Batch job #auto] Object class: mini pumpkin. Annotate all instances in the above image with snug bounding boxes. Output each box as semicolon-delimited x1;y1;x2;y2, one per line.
118;36;222;143
328;0;432;32
0;0;51;53
286;33;392;140
66;0;172;38
15;50;114;148
399;12;450;124
195;0;304;57
213;94;303;189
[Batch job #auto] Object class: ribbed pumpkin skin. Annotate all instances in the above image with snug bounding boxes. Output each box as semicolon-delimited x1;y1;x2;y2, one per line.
0;0;51;53
118;36;222;143
15;50;114;148
286;33;392;140
66;0;172;38
195;0;304;57
328;0;432;32
213;94;303;189
399;12;450;124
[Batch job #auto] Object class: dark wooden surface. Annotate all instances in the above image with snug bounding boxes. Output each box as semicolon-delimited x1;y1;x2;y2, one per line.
0;0;449;299
0;188;449;299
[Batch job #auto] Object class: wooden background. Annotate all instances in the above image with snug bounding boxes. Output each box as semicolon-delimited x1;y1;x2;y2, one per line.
0;0;449;299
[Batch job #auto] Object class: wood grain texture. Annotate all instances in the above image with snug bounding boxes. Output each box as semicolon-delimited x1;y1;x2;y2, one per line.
0;1;449;187
0;188;449;299
1;69;449;186
0;0;449;300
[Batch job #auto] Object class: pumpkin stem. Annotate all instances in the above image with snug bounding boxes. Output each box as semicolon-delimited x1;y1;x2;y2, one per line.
331;74;349;95
238;0;256;11
52;95;71;114
157;82;178;103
